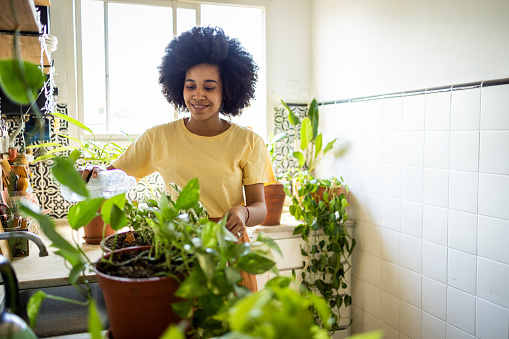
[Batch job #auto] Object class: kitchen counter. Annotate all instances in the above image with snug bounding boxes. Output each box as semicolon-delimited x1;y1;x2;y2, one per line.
11;219;104;290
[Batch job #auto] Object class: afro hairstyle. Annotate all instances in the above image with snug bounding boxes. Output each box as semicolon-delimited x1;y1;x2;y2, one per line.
158;26;258;117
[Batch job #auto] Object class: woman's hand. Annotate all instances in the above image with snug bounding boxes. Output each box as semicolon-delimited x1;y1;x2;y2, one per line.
79;164;115;182
224;205;249;240
223;183;267;241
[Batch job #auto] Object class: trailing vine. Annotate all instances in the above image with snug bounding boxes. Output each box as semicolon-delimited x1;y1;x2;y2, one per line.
289;172;356;334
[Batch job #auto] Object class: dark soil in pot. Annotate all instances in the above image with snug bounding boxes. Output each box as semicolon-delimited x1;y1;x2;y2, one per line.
95;247;168;279
102;231;152;252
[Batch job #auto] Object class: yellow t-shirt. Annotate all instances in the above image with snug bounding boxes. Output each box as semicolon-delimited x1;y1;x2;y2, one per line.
113;118;276;218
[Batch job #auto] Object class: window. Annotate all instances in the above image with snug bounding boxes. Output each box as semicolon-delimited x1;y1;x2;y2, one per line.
78;0;266;139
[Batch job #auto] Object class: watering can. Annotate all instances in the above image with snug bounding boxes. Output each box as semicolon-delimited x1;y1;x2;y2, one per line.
0;255;37;339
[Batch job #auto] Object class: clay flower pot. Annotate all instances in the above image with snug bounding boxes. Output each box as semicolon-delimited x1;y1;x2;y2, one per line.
83;214;115;245
260;183;286;226
94;246;182;339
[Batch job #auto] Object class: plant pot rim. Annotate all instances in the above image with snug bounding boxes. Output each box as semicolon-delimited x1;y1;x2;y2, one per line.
93;245;173;283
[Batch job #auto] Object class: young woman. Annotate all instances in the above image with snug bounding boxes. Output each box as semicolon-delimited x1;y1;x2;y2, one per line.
84;26;275;291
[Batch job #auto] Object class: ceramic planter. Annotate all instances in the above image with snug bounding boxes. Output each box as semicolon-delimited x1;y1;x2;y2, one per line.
260;183;286;226
94;246;182;339
83;213;115;245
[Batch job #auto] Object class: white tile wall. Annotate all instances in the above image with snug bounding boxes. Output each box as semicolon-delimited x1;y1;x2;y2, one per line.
478;216;509;265
449;131;480;172
423;169;449;208
481;84;509;130
447;287;476;335
425;91;451;131
476;298;509;339
424;131;450;169
399;301;422;339
447;248;477;294
421;312;446;339
448;210;477;254
449;171;478;213
422;276;447;320
321;86;509;338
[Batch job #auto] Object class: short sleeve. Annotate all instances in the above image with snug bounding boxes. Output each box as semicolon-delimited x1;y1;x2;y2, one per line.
112;129;156;180
242;135;276;185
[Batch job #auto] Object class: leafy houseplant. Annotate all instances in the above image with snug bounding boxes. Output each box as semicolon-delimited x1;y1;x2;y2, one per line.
290;173;355;333
278;98;355;334
20;156;283;339
280;98;337;174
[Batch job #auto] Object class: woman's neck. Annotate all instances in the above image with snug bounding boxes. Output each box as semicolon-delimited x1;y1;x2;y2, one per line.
184;116;230;136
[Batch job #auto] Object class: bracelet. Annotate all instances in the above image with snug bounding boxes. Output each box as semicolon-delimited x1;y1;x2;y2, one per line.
244;205;250;223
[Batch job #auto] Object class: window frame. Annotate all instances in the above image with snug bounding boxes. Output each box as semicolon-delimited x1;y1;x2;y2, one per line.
73;0;267;142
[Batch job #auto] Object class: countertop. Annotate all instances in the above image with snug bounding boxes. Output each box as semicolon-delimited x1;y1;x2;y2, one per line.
11;219;104;290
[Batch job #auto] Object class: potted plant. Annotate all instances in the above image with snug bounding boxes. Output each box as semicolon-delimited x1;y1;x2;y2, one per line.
260;132;288;226
20;156;283;339
278;98;355;334
26;115;134;244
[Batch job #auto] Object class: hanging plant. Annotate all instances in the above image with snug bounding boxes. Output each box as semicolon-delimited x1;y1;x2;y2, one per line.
289;172;355;334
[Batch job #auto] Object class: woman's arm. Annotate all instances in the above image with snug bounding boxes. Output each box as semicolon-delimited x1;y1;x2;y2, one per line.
224;183;266;238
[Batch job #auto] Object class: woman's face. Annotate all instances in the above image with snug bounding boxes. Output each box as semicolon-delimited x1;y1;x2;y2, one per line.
183;63;223;121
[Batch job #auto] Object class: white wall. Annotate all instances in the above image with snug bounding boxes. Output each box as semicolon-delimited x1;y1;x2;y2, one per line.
312;1;509;338
312;0;509;100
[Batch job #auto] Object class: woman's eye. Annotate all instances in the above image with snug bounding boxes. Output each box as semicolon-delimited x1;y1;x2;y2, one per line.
186;86;195;90
205;87;215;91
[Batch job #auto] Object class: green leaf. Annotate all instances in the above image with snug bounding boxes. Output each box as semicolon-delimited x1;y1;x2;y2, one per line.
308;98;319;139
159;326;185;339
0;59;45;104
172;300;193;318
315;134;323;159
347;330;384;339
88;300;103;339
31;154;56;163
101;194;126;227
67;198;104;230
236;253;275;274
107;204;128;231
196;252;216;281
256;232;282;257
27;291;47;328
281;99;301;126
52;157;89;199
68;149;82;164
323;138;337;155
300;117;313;150
51;112;94;135
175;178;200;211
292;151;305;168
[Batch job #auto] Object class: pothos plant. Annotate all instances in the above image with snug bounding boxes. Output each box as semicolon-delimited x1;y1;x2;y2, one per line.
289;172;355;334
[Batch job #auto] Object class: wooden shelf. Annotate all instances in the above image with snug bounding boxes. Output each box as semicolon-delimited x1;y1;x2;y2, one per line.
0;0;51;73
0;0;40;32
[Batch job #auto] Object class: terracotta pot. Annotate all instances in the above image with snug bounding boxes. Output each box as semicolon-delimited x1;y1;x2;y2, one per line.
293;182;347;205
260;183;286;226
83;214;116;245
94;246;182;339
312;185;347;203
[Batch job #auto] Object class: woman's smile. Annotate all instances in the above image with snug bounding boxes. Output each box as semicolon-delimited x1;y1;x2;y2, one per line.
183;63;223;121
